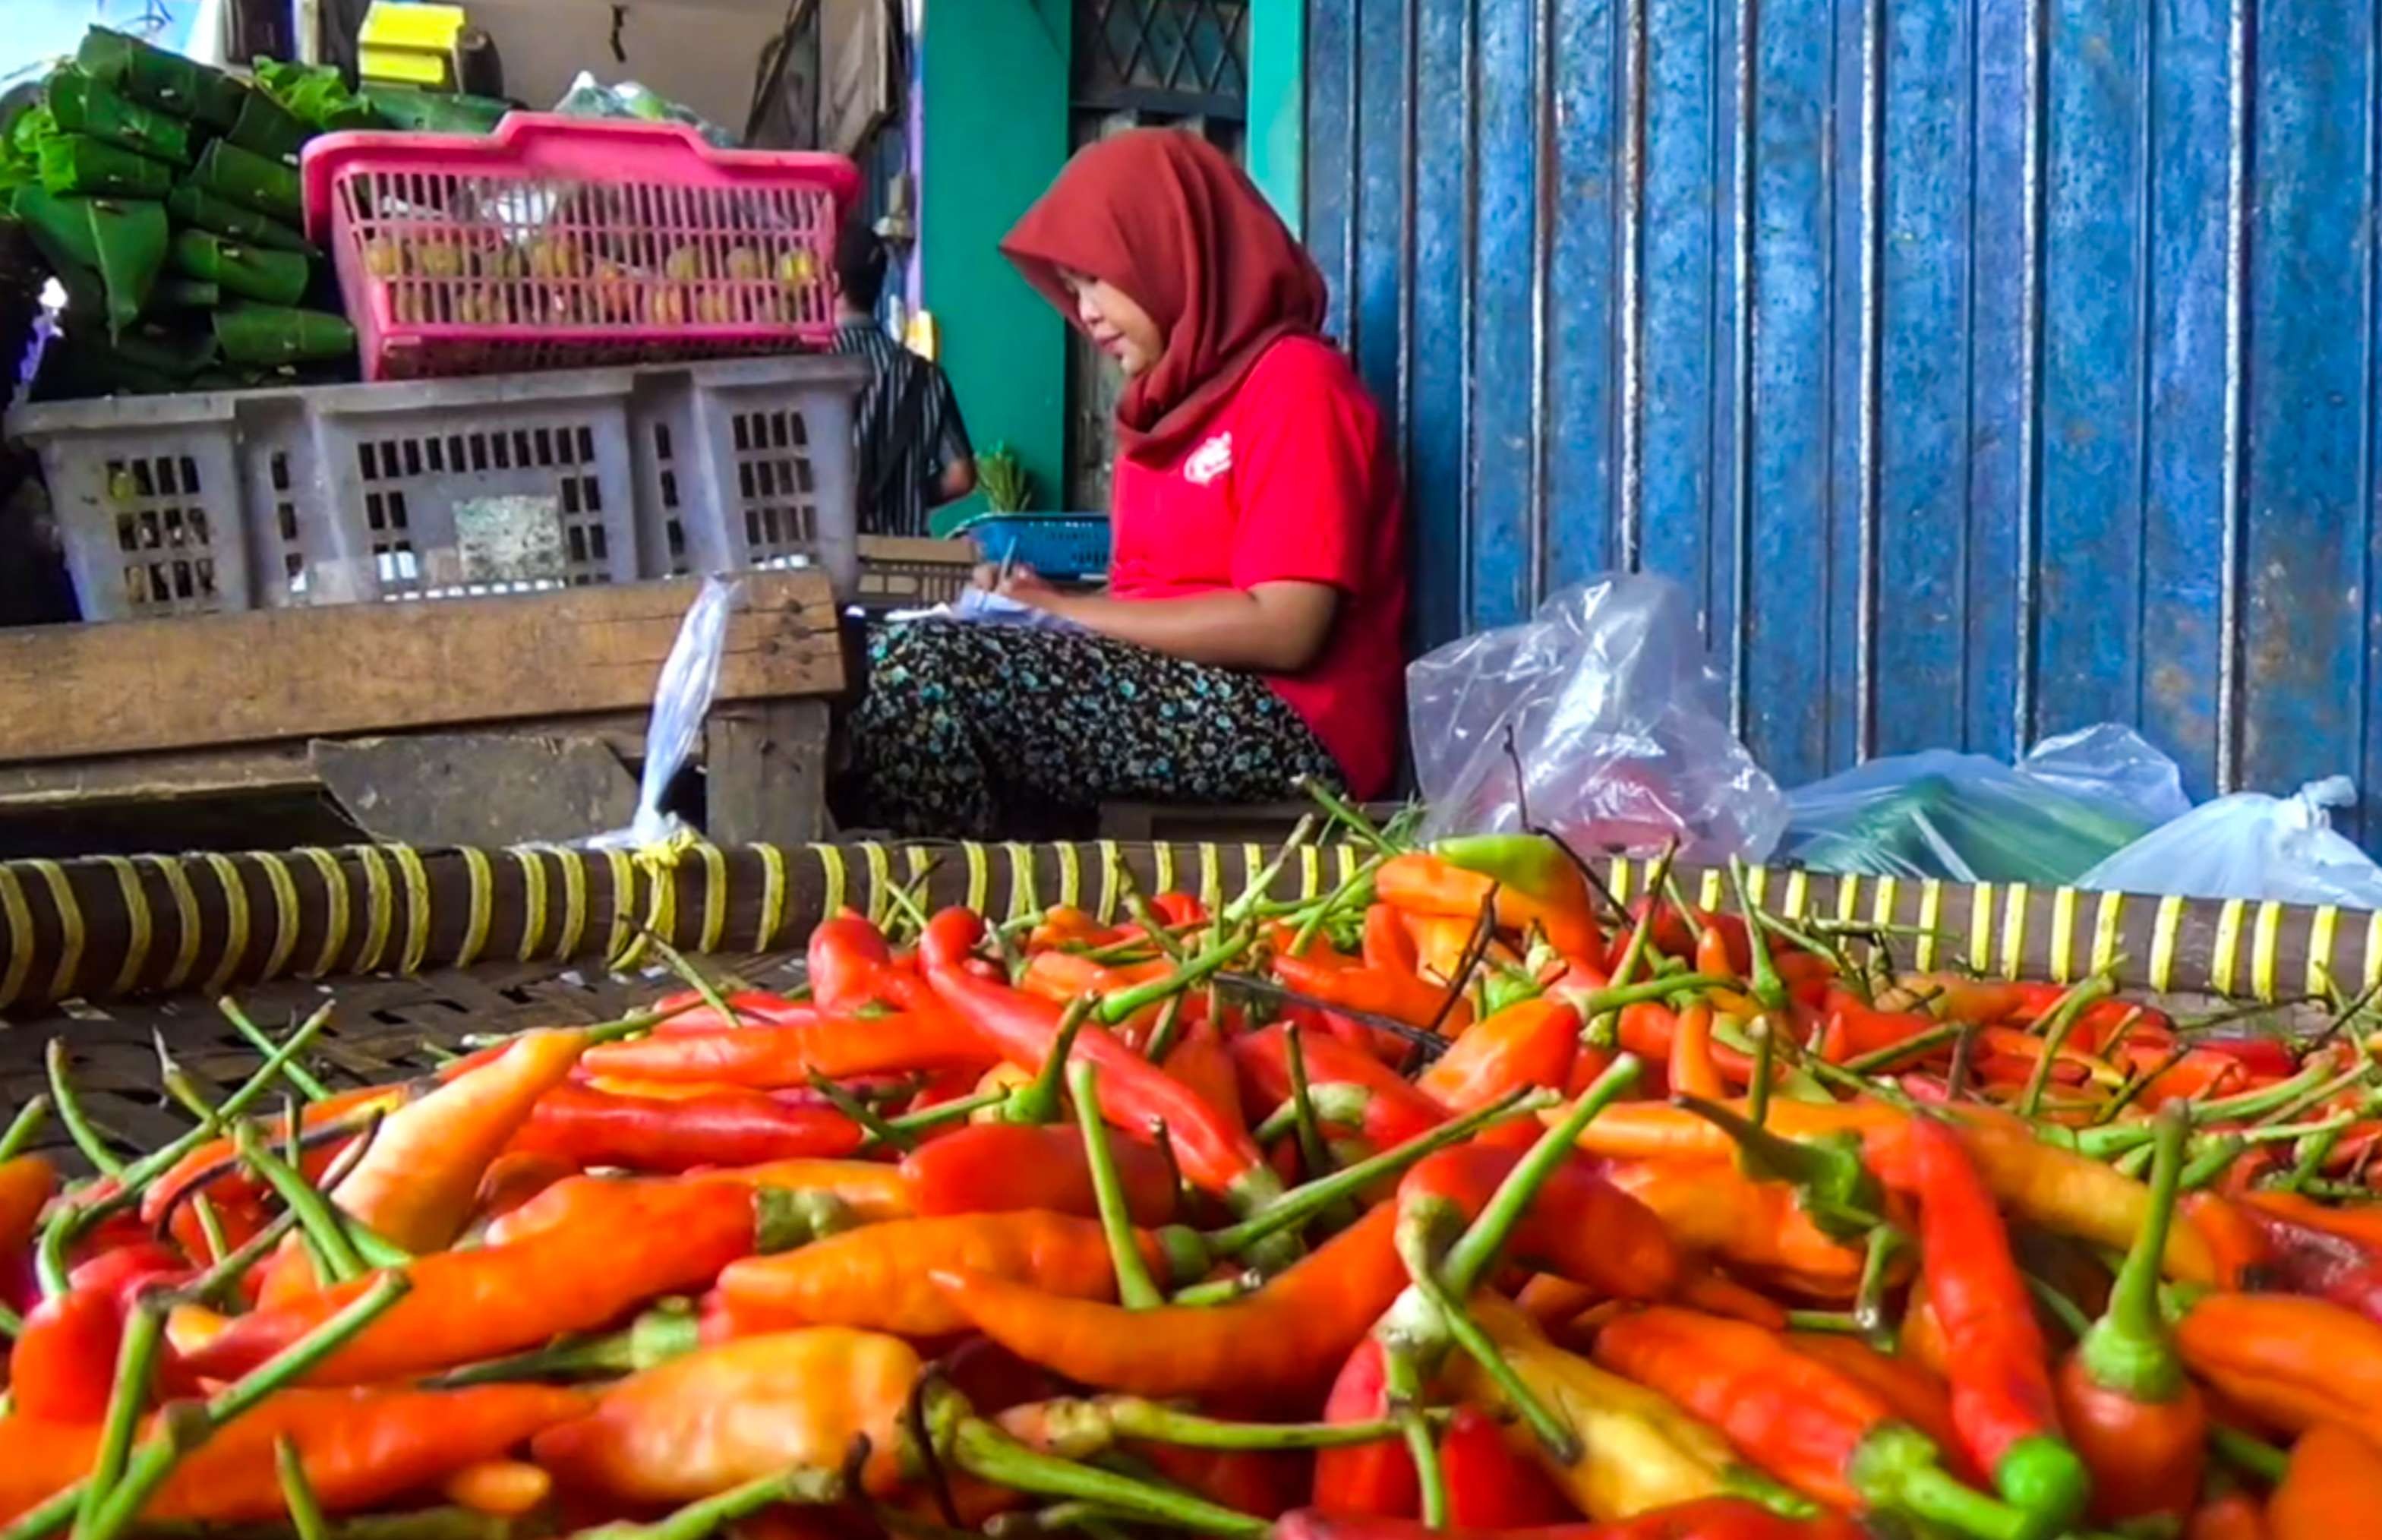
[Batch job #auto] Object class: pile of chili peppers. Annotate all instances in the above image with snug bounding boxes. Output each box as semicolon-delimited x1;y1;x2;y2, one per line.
14;815;2382;1540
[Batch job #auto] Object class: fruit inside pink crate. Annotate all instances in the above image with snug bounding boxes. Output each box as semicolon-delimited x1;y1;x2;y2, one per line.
301;114;862;381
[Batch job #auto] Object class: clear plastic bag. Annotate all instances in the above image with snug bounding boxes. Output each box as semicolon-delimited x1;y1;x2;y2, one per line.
589;576;742;850
1778;724;2185;885
553;72;739;147
2078;776;2382;907
1409;574;1787;863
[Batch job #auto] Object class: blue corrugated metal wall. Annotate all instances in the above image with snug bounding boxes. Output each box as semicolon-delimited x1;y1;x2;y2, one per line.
1305;0;2381;836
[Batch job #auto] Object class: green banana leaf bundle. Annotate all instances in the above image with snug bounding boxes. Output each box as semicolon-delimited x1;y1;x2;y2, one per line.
48;71;193;166
213;303;356;364
77;27;245;131
38;134;172;199
12;185;168;335
189;139;302;226
361;87;510;137
226;91;311;164
170;229;309;306
151;277;219;308
253;61;381;134
167;184;313;254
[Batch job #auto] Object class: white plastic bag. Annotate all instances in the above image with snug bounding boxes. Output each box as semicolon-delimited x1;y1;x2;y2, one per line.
1408;574;1787;863
590;576;743;850
2078;776;2382;907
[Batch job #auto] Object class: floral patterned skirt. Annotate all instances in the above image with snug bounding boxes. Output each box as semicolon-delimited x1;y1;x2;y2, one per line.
832;620;1342;841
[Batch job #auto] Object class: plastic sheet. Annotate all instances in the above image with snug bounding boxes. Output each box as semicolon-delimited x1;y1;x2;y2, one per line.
1778;725;2185;885
590;576;741;850
1409;574;1787;863
2080;776;2382;907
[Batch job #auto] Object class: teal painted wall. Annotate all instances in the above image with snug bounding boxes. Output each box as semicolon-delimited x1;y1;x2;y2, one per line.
1247;0;1305;235
919;0;1071;529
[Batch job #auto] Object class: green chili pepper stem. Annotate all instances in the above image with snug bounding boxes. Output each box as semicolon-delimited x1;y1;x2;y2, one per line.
1201;1087;1550;1258
1672;1094;1884;1239
1068;1061;1164;1310
1099;933;1254;1026
46;1038;126;1177
2078;1107;2190;1400
1377;1346;1449;1530
2208;1424;2291;1485
77;1298;169;1536
1579;972;1734;1019
0;1096;52;1163
44;1274;413;1540
1287;853;1388;958
1000;998;1096;1128
1799;1056;1922;1109
1139;993;1190;1065
215;1000;333;1102
1710;1015;1831;1104
427;1306;702;1388
1850;1424;2037;1540
884;1089;1011;1136
2253;1061;2377;1130
2093;1046;2188;1126
809;1069;917;1152
1021;1396;1426;1456
1841;1021;1966;1077
2018;1270;2095;1343
1727;857;1789;1010
566;1466;845;1540
1251;1084;1365;1144
1388;1209;1581;1465
1607;844;1680;996
1102;857;1189;965
2233;1111;2362;1145
2176;1134;2248;1193
1224;816;1317;924
2013;972;2119;1119
1166;1275;1250;1307
1853;1227;1904;1346
232;1122;372;1280
951;1419;1268;1539
275;1436;332;1540
1279;1024;1341;1194
1783;1309;1867;1334
1293;775;1396;856
2281;1121;2348;1193
1445;1056;1643;1294
2194;1060;2333;1122
1747;1020;1777;1127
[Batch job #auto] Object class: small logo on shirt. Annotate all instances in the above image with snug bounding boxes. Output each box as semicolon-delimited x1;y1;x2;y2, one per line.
1184;433;1234;487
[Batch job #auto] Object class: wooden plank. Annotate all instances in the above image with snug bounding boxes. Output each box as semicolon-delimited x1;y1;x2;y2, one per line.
0;573;842;764
0;712;654;813
311;732;640;846
706;699;831;846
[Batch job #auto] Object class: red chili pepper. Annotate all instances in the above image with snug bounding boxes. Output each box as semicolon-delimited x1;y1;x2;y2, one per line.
1276;1500;1866;1540
920;906;989;972
648;989;822;1032
1897;1112;2090;1532
1440;1403;1575;1526
807;910;893;1011
1276;952;1474;1034
1399;1145;1680;1302
1364;903;1421;975
899;1122;1178;1225
1816;992;1937;1064
10;1286;129;1420
930;964;1274;1206
1235;1024;1450;1150
2197;1035;2298;1079
1314;1337;1416;1516
1162;1018;1248;1132
581;1010;997;1087
1149;892;1207;928
506;1083;866;1172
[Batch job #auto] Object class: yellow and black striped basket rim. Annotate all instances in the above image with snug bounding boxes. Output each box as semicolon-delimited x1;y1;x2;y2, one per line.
0;841;2366;1013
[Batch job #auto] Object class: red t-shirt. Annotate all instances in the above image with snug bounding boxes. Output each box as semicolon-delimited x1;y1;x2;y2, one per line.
1106;336;1407;799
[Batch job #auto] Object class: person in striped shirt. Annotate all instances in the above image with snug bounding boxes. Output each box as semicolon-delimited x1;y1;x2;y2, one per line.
833;220;975;538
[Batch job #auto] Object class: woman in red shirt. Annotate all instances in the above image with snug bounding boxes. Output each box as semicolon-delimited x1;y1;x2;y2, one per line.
837;129;1406;838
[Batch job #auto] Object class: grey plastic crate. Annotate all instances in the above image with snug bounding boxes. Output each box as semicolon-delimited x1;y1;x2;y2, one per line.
5;354;866;620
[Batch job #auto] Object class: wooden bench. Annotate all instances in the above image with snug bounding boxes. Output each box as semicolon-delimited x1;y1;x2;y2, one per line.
0;571;848;853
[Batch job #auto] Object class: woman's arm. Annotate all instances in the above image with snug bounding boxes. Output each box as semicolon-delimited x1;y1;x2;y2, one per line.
999;570;1338;673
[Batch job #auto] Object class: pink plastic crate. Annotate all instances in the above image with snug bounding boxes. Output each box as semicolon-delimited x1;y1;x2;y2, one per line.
302;115;861;381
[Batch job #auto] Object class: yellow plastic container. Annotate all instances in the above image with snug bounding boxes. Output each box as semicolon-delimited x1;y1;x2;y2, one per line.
358;2;466;89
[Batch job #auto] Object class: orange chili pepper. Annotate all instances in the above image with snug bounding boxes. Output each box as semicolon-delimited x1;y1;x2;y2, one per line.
1163;1018;1248;1133
1363;902;1421;975
897;1123;1176;1226
931;1202;1405;1400
2175;1294;2382;1447
1276;952;1472;1034
1666;1002;1726;1100
1418;999;1582;1112
0;1385;587;1526
531;1329;921;1504
714;1211;1196;1338
471;1149;579;1225
711;1157;919;1224
0;1153;56;1262
1378;850;1600;958
440;1460;552;1516
185;1177;809;1385
1784;1332;1974;1482
1603;1159;1872;1300
2269;1423;2382;1538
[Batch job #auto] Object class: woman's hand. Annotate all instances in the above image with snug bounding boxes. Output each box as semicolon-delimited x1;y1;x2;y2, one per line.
970;562;1069;613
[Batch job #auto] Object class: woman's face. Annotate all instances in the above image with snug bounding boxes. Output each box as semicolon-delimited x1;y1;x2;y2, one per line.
1062;270;1163;378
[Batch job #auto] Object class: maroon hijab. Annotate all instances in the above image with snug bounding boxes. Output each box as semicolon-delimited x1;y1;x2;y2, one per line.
1002;130;1329;466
